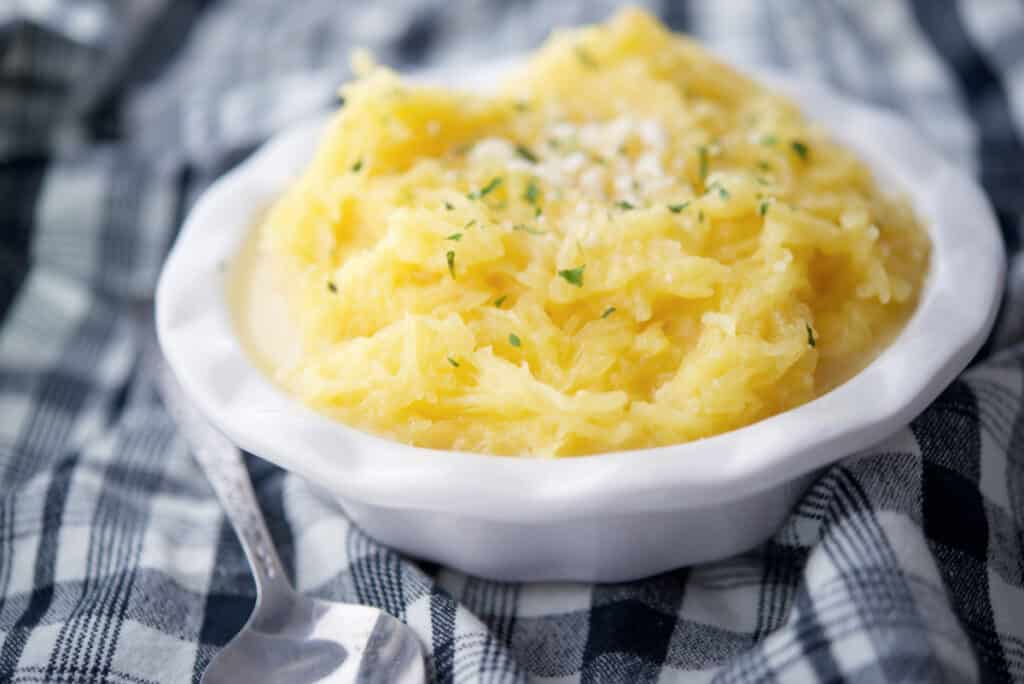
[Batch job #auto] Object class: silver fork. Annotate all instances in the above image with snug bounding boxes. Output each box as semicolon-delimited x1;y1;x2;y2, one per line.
154;357;425;683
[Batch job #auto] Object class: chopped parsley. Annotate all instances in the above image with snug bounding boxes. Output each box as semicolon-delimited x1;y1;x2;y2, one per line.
616;200;635;211
534;207;543;218
444;201;454;210
515;145;539;163
708;183;730;200
465;219;477;229
524;179;540;205
758;200;770;216
698;209;705;223
668;202;690;213
513;224;546;235
468;176;503;200
558;265;585;287
351;158;363;172
601;306;616;319
447;356;460;367
446;233;463;241
757;160;772;171
698;145;709;181
494;295;507;308
446;250;456;278
791;140;810;160
760;134;778;146
575;45;598;69
806;323;816;348
326;281;338;293
509;333;521;347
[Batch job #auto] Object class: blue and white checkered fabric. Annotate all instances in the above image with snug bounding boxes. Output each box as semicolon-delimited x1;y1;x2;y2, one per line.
1;1;1023;682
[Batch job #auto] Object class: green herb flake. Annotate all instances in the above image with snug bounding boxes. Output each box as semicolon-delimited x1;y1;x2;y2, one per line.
757;160;772;171
444;201;454;210
760;134;778;146
601;306;616;319
485;178;505;196
514;100;529;112
468;176;503;200
524;180;540;205
494;295;508;308
534;207;543;218
756;176;771;186
791;140;810;160
446;233;463;241
509;333;521;347
698;209;705;223
698;146;709;181
616;200;635;211
717;185;730;200
465;219;477;229
513;224;546;235
446;250;456;278
516;145;538;163
351;158;363;173
447;356;460;367
575;45;598;69
758;200;770;217
806;323;817;348
558;265;585;287
668;201;690;213
326;281;338;293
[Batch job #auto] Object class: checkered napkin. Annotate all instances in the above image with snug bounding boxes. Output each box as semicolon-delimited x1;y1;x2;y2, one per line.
1;1;1022;682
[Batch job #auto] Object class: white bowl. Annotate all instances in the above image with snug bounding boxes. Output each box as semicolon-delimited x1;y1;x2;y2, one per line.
156;61;1004;582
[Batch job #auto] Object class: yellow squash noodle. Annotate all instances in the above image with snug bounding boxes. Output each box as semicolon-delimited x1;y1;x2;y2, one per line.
254;8;930;457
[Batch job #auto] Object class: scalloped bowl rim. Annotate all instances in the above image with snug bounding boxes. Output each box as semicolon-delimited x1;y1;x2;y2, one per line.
156;59;1004;524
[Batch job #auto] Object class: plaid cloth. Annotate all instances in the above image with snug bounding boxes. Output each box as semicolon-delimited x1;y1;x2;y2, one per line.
1;1;1022;682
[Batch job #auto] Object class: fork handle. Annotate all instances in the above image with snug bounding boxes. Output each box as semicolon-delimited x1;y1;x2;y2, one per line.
157;363;294;609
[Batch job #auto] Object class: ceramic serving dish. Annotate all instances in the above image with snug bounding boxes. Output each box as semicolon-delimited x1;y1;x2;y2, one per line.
156;60;1004;582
